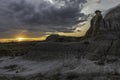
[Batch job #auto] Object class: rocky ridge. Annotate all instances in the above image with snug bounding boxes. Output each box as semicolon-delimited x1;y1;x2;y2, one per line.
0;5;120;80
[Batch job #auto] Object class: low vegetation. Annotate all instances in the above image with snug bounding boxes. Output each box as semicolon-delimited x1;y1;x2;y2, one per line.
0;41;37;57
0;72;120;80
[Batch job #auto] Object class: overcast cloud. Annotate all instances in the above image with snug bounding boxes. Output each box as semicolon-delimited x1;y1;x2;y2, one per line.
0;0;119;38
0;0;87;38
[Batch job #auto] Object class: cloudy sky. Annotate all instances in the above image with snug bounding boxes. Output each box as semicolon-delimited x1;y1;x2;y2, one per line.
0;0;120;39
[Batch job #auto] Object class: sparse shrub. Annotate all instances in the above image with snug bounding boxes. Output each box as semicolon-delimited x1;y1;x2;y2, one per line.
0;76;9;80
11;76;26;80
66;73;79;80
83;41;90;45
49;73;62;80
3;64;18;71
0;49;12;57
0;76;26;80
29;73;45;80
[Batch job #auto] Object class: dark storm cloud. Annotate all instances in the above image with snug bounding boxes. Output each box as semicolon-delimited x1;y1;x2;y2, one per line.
0;0;87;38
9;0;86;25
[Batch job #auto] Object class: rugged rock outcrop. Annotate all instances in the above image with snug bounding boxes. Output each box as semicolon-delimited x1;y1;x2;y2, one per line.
46;34;81;42
24;5;120;62
0;5;120;80
104;4;120;33
103;5;120;55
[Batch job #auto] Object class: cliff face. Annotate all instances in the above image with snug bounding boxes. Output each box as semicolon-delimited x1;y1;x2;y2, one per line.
83;5;120;60
0;6;120;80
44;6;120;60
102;5;120;56
84;6;120;62
104;5;120;34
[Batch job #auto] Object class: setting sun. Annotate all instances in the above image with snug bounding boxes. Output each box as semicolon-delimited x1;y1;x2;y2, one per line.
0;35;47;43
16;37;25;42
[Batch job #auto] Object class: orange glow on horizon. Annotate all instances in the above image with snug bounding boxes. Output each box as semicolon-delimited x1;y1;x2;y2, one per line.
16;37;25;42
0;36;48;43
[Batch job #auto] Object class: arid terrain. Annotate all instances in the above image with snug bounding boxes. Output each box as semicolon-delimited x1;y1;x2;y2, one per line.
0;39;120;80
0;3;120;80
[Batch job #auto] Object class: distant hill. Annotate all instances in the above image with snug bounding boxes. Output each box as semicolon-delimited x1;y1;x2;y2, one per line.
45;34;82;42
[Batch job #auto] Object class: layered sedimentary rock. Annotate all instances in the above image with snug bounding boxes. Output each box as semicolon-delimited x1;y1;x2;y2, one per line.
105;4;120;32
0;2;118;63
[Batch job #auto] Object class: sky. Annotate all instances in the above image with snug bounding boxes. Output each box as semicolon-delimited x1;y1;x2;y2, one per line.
0;0;120;40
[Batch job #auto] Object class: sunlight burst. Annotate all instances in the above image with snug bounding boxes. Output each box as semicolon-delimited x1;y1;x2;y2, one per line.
16;37;25;42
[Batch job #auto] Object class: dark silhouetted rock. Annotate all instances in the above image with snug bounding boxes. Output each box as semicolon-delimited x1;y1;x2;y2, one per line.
46;34;82;42
85;10;105;38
